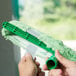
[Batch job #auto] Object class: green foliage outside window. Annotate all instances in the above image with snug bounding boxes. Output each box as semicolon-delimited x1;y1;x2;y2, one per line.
19;0;76;40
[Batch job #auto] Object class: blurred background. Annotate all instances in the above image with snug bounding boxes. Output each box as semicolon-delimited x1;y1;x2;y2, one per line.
19;0;76;40
0;0;76;76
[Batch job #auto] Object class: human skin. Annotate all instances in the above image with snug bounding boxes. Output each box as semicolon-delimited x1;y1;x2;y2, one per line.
43;50;76;76
18;53;45;76
18;50;76;76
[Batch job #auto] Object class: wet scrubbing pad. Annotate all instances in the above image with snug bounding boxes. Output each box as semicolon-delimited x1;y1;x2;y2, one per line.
2;21;31;50
1;21;76;69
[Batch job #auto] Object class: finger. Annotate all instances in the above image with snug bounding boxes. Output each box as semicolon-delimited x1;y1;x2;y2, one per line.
37;71;45;76
25;53;33;61
49;69;62;76
37;67;41;73
33;57;40;66
20;53;33;63
42;64;49;70
55;50;72;67
34;57;36;61
20;55;26;62
35;61;40;66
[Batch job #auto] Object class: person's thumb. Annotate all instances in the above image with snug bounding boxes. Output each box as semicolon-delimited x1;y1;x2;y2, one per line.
55;50;72;67
25;53;33;61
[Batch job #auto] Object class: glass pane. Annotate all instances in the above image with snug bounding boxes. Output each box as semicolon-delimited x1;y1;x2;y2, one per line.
18;0;76;40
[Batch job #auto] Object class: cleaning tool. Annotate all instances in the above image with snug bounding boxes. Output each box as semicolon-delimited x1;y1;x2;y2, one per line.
2;21;76;69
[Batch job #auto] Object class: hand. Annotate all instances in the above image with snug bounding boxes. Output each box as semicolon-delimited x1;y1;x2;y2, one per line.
34;57;45;76
18;53;45;76
43;50;76;76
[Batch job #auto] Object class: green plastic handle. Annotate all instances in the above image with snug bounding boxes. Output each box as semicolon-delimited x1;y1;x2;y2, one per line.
2;22;58;70
46;55;58;70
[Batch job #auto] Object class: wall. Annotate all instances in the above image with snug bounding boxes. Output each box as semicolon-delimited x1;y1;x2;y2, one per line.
0;0;20;76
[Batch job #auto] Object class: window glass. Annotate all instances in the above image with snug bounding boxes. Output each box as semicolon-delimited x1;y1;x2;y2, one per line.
18;0;76;40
